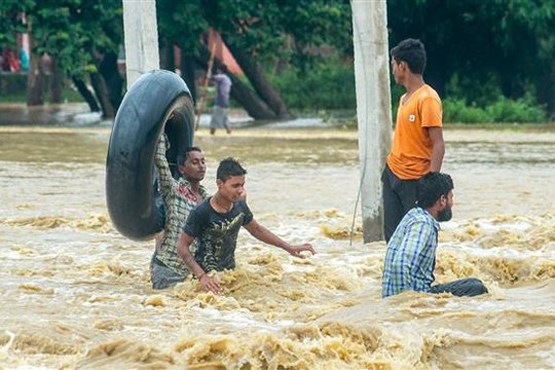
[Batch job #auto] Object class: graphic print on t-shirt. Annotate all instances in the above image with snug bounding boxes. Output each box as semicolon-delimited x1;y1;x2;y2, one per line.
183;199;253;272
198;212;245;271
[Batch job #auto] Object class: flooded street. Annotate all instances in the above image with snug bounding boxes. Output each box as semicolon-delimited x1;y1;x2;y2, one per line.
0;124;554;369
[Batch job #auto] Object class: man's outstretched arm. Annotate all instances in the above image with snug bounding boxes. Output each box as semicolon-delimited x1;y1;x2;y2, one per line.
243;219;315;257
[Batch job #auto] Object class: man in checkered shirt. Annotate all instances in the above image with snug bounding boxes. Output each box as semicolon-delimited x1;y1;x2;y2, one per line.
150;133;208;289
382;172;487;298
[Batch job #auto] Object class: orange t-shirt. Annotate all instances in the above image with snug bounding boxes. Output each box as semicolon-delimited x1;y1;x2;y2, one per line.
386;84;442;180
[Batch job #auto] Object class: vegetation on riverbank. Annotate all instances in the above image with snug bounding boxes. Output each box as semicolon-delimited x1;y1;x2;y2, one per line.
2;1;554;124
1;64;549;126
271;57;550;125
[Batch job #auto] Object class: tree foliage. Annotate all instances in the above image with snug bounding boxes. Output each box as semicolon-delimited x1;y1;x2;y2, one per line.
1;0;554;118
156;1;207;52
29;0;123;78
199;0;351;67
388;0;555;115
0;0;32;46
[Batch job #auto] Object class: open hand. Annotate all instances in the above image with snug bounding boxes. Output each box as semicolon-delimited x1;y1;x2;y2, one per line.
199;273;223;295
286;243;315;258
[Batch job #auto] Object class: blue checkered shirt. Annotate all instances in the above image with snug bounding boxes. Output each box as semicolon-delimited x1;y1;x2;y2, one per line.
382;207;440;297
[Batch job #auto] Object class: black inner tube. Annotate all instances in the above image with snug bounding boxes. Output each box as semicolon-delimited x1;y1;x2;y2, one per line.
106;70;194;241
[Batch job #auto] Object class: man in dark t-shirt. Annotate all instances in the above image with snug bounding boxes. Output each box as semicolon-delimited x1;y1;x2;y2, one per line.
183;198;253;272
177;157;315;294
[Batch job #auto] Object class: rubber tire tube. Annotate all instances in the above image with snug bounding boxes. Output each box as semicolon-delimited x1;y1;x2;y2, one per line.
106;69;194;241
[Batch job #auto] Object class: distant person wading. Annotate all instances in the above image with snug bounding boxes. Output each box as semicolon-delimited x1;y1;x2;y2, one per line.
210;67;232;135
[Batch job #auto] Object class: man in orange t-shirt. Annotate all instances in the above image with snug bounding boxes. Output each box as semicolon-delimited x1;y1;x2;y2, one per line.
382;39;445;242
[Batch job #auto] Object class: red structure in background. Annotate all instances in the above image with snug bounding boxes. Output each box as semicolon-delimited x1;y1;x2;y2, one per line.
1;48;20;72
207;28;242;75
172;28;243;77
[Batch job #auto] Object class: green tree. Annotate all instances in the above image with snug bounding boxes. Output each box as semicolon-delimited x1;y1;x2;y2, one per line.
388;0;555;117
28;0;124;116
199;0;352;118
3;0;354;118
0;0;123;115
155;0;353;119
156;1;207;103
0;1;32;46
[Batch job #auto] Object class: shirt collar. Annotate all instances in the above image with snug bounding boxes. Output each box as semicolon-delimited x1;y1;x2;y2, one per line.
418;207;441;231
178;177;208;197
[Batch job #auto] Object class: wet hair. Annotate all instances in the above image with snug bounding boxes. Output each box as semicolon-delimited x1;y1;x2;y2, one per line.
217;157;247;182
390;38;427;74
177;147;202;166
417;172;454;208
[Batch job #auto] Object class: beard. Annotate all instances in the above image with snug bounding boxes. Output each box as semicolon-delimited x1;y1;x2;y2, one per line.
437;206;453;222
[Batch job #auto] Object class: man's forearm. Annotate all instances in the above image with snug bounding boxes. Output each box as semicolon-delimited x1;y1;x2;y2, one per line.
430;142;445;172
428;127;445;172
155;134;173;195
177;236;204;277
252;224;289;251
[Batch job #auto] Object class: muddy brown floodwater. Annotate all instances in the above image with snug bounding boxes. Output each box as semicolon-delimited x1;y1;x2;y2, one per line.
0;125;554;369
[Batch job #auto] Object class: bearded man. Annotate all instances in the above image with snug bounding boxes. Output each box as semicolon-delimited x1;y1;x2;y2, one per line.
382;172;487;298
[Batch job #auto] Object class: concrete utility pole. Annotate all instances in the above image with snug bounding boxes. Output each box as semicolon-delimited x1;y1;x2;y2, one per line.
351;0;392;242
122;0;160;87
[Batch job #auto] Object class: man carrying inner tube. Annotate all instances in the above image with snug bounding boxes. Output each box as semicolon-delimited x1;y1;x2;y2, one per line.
176;157;316;295
150;133;208;289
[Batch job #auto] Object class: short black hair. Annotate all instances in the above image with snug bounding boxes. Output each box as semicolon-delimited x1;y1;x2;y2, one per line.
417;172;454;208
177;147;202;166
217;157;247;181
390;38;427;74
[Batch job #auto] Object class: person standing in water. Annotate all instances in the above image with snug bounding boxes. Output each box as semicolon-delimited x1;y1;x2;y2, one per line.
382;172;487;298
176;157;315;294
150;133;208;289
209;67;232;135
382;38;445;243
